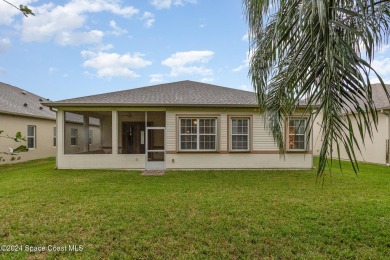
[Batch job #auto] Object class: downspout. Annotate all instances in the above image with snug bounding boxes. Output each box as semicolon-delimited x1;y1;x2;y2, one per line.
49;107;57;113
381;109;390;166
310;109;317;170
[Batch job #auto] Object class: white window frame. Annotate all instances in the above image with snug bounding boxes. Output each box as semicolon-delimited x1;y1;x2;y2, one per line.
27;125;36;149
70;128;78;146
179;118;217;151
53;127;56;147
89;129;93;145
230;117;250;151
287;117;307;151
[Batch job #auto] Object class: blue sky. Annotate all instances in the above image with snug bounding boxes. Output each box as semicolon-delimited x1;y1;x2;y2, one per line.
0;0;389;101
0;0;251;100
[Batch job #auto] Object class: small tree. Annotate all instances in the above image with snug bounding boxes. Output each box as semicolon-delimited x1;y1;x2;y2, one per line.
0;130;28;163
2;0;34;17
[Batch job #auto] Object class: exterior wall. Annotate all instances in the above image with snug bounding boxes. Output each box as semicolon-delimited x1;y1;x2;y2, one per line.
58;154;145;169
313;111;390;165
101;116;112;153
165;153;312;169
55;108;313;169
312;112;324;156
165;109;312;169
0;113;56;163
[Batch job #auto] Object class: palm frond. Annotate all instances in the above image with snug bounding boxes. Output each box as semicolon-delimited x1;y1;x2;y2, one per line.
244;0;390;177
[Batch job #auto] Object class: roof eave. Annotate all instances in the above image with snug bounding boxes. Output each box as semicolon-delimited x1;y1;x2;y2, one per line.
0;109;55;121
42;102;260;108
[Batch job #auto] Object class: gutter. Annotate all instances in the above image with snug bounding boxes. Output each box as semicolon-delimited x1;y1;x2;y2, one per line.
0;109;55;121
41;102;315;109
41;102;260;108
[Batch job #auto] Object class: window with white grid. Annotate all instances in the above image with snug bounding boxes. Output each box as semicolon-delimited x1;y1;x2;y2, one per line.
230;118;250;151
288;118;306;151
179;118;216;151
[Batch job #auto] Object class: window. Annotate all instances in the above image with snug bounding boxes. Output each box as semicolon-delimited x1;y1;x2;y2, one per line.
27;125;36;149
230;118;250;151
288;118;306;150
89;129;93;145
179;118;216;151
70;128;78;146
53;127;56;147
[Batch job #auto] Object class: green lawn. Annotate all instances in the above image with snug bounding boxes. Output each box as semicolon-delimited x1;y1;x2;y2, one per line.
0;158;389;259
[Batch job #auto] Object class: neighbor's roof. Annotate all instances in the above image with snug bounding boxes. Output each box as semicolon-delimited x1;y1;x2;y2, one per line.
0;82;55;120
43;81;259;108
371;83;390;110
341;83;390;113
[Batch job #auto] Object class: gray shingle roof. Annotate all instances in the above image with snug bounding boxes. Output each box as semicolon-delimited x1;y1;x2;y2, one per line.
371;83;390;109
0;82;55;120
44;81;258;107
341;83;390;113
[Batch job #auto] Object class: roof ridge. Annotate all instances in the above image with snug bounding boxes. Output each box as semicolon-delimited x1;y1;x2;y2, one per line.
54;80;255;103
44;80;258;107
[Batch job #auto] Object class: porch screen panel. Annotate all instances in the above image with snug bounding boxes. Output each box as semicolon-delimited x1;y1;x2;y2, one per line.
64;111;106;154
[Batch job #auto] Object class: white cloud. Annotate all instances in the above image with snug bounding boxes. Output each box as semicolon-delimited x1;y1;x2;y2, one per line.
200;77;214;83
150;73;165;83
378;44;390;54
199;18;207;28
242;33;249;41
162;50;213;67
95;43;114;51
162;50;214;77
56;30;104;46
21;0;138;45
370;57;390;84
372;57;390;75
232;51;251;72
0;67;6;75
151;50;214;83
141;12;155;28
81;50;152;79
108;20;128;36
238;84;254;92
0;38;11;53
150;0;197;9
48;67;57;74
232;64;247;72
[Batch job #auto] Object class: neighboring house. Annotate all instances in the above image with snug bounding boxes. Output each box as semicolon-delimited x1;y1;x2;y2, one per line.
0;82;102;163
313;83;390;165
0;82;56;162
43;80;313;170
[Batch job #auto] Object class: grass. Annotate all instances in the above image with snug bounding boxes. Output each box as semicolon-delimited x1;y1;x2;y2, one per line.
0;158;389;259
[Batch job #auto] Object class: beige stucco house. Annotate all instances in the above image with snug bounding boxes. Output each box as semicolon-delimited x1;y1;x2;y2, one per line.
313;84;390;165
0;82;101;163
43;81;313;170
0;82;57;163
